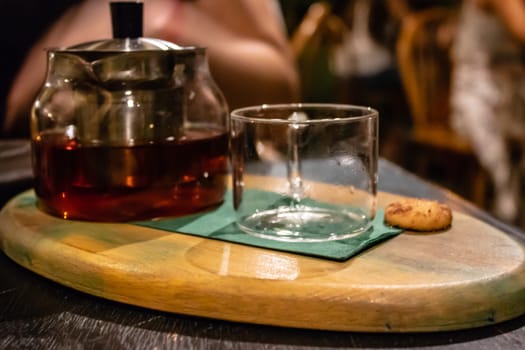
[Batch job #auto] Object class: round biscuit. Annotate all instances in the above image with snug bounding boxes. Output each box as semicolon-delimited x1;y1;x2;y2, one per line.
384;198;453;231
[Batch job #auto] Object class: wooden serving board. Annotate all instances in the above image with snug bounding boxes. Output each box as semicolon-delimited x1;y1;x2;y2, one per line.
1;188;525;332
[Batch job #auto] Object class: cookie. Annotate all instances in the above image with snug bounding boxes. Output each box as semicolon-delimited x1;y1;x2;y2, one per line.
384;198;453;231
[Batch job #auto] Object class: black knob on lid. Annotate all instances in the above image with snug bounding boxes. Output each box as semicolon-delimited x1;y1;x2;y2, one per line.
110;1;143;39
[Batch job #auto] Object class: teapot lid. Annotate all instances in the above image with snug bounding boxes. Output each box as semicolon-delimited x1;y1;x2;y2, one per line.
66;1;184;52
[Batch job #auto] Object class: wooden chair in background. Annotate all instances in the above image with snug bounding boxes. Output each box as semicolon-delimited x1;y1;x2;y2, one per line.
290;2;334;59
289;2;346;102
396;8;488;206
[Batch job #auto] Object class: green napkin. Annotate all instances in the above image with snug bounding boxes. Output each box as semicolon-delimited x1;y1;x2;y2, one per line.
135;189;402;261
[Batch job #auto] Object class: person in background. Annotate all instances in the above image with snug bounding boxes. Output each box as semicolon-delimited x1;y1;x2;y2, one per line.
2;0;299;137
329;0;411;162
450;0;525;222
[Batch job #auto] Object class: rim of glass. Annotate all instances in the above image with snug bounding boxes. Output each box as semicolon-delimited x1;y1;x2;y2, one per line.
230;103;378;124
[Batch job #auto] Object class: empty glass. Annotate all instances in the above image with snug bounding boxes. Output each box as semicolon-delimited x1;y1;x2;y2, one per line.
230;104;378;242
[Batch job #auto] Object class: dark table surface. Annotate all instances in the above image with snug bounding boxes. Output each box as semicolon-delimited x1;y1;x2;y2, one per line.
1;139;525;349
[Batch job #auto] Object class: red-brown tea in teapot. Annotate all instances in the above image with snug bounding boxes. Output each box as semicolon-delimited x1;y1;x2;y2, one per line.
33;127;228;221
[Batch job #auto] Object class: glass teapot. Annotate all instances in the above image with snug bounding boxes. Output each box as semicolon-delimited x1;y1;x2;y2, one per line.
31;2;229;222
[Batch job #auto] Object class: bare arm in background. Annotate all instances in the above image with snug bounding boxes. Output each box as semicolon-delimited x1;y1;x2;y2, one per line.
475;0;525;42
4;0;299;136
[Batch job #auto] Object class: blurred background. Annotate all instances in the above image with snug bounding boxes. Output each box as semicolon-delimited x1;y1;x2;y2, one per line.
278;0;525;228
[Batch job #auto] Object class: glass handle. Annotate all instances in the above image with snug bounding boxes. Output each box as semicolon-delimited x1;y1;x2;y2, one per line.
286;112;308;204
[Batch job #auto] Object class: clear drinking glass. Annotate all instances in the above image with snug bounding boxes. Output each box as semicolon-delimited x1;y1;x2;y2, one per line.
230;103;378;242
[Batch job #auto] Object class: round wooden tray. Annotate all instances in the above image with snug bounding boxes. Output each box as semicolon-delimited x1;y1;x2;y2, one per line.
1;189;525;332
